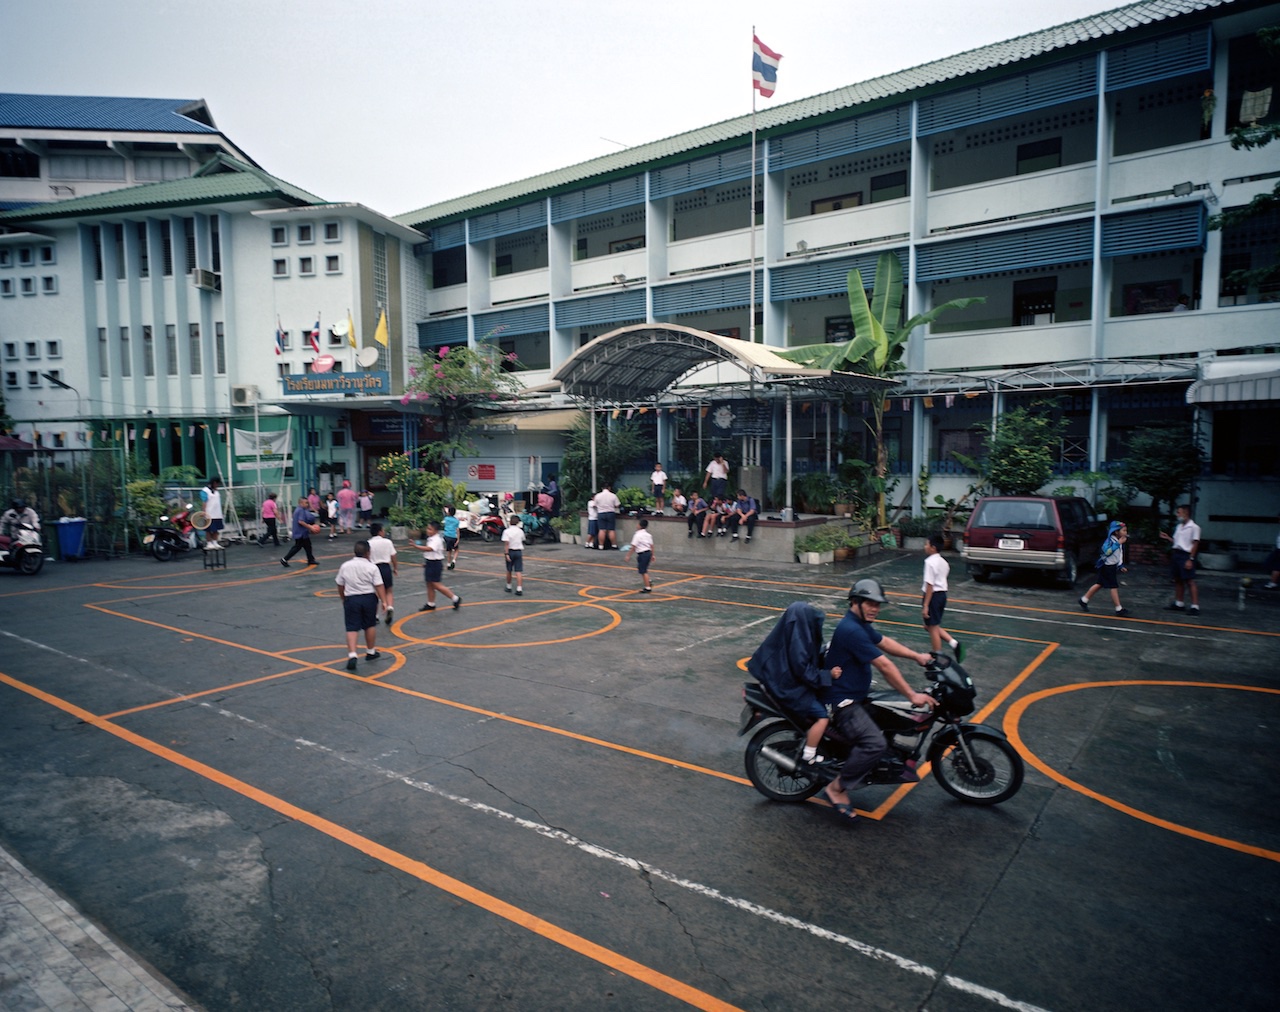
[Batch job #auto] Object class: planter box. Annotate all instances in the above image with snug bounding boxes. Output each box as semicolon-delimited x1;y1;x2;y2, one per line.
903;535;928;551
797;550;835;565
1199;552;1237;571
390;526;409;540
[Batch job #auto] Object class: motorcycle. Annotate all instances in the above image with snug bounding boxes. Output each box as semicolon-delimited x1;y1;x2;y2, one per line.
739;654;1024;806
468;494;506;543
519;502;558;543
143;504;198;562
0;522;45;575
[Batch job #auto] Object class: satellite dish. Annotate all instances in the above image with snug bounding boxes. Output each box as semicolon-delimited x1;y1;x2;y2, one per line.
332;319;350;337
356;346;379;368
313;355;335;373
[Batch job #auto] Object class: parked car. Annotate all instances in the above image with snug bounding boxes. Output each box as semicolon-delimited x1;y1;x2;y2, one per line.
961;495;1107;586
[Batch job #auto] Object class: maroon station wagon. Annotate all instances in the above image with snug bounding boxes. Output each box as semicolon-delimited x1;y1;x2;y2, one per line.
961;495;1108;587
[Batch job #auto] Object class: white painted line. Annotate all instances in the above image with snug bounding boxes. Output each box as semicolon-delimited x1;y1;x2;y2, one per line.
674;613;776;653
206;708;1049;1012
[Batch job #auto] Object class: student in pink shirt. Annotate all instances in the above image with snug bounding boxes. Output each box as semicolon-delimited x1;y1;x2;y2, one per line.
336;480;358;535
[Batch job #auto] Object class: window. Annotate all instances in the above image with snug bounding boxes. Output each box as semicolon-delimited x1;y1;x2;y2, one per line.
46;340;61;358
143;326;155;376
137;222;149;278
0;279;12;297
20;277;35;295
183;218;196;274
114;224;126;280
120;326;131;377
26;371;39;388
277;362;291;379
323;221;340;241
325;254;341;274
215;321;226;375
495;253;513;276
271;225;287;246
44;369;62;386
298;256;315;276
160;221;173;276
4;372;17;389
306;430;321;448
1016;137;1063;175
331;429;348;448
0;249;10;267
811;192;862;215
41;276;57;294
279;330;292;351
870;170;908;203
328;325;344;347
24;341;37;358
189;323;202;375
165;324;178;376
297;223;314;244
17;247;33;267
39;246;55;265
273;258;289;277
92;226;104;280
2;343;15;359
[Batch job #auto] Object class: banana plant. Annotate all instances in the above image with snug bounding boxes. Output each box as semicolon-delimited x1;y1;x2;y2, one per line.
779;252;983;526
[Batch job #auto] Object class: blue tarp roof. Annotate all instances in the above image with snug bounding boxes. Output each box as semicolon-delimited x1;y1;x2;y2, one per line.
0;94;220;133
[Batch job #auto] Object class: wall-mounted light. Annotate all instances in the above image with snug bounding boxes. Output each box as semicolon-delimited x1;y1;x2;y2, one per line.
796;240;808;252
1171;181;1194;197
612;274;627;286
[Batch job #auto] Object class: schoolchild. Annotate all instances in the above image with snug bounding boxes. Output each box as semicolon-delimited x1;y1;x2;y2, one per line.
921;534;964;658
502;515;526;595
442;504;461;569
624;517;655;592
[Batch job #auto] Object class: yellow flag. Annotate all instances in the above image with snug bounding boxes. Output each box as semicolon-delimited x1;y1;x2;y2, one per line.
347;309;357;349
373;309;389;348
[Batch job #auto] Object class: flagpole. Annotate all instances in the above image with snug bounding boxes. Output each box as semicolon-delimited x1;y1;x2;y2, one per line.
749;24;758;344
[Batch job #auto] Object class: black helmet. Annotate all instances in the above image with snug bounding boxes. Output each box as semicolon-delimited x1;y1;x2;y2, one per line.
10;498;26;511
848;578;888;604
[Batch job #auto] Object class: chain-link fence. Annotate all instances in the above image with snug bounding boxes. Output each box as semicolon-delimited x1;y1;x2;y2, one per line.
1;446;134;557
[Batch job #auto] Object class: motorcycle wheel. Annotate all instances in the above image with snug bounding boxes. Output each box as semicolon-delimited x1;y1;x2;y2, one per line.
152;540;175;562
481;527;496;543
928;729;1024;805
744;721;824;802
18;552;44;576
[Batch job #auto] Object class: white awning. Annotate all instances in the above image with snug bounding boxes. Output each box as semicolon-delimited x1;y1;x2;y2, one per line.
1186;369;1280;405
469;408;584;433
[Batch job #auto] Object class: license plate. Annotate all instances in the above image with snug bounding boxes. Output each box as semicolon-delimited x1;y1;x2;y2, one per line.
143;534;155;545
998;538;1024;550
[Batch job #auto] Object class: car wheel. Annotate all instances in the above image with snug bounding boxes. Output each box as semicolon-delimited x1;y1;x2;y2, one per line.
969;565;991;583
1059;552;1079;585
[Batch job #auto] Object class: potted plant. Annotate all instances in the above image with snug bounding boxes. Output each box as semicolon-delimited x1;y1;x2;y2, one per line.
897;514;938;551
795;524;850;564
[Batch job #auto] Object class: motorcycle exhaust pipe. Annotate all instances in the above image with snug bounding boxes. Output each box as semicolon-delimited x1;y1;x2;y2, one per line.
760;746;799;773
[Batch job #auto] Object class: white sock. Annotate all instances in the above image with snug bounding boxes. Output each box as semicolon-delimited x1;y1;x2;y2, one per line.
452;595;460;603
802;745;817;761
948;638;959;649
348;652;357;659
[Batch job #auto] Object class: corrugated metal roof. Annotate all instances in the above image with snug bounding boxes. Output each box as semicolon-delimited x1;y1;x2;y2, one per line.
396;0;1232;227
0;155;324;223
0;93;222;133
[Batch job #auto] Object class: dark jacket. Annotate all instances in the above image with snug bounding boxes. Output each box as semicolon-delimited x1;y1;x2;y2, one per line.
747;602;836;717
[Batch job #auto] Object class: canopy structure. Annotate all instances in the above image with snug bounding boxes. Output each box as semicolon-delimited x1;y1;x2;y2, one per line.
552;324;895;404
548;324;896;516
1186;355;1280;406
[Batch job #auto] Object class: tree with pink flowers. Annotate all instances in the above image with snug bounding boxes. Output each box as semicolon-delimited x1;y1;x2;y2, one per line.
397;334;524;470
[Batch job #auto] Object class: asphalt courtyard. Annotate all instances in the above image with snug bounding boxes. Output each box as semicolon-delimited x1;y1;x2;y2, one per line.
1;533;1277;1011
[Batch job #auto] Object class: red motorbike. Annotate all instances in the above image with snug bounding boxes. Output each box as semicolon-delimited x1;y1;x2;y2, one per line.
143;504;199;561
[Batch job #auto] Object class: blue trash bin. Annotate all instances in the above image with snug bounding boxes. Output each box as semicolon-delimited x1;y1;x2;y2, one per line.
57;517;88;559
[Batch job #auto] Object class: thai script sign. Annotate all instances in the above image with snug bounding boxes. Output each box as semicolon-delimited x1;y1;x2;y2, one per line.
281;371;390;396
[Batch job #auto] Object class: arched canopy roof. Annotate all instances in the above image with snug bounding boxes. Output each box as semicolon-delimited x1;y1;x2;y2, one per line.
551;324;894;404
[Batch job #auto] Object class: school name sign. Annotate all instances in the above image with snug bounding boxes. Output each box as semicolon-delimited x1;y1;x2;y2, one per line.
281;371;390;396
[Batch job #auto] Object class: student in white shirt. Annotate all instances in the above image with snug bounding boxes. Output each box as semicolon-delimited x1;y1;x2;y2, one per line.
921;535;963;660
367;522;398;625
502;515;526;595
623;517;655;592
416;521;462;612
335;540;386;670
650;463;668;513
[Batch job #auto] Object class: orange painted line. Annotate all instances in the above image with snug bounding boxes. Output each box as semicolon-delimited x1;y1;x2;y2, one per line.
0;670;742;1012
1004;679;1280;863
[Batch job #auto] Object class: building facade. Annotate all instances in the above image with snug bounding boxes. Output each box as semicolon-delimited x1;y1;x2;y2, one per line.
1;0;1277;550
399;0;1279;550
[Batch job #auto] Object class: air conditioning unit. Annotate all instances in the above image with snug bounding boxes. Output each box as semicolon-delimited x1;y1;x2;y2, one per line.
192;268;222;292
232;385;258;406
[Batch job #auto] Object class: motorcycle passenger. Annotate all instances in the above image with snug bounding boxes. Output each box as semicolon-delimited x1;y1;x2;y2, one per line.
819;579;935;821
0;499;40;546
746;602;842;769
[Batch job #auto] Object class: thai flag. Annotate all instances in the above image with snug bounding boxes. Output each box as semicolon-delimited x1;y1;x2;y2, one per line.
308;318;321;355
275;318;284;356
752;35;781;98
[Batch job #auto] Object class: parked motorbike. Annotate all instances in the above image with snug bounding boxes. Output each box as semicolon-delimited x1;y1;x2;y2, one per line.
0;522;45;575
143;504;198;562
471;495;506;542
739;654;1024;806
519;503;558;543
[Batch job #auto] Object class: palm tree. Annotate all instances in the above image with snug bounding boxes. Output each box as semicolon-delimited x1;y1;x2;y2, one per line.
779;252;983;526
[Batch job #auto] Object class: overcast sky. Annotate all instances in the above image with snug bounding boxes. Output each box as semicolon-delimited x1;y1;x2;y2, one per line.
4;0;1129;218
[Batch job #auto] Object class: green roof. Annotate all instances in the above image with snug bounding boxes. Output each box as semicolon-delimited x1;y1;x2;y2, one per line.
396;0;1235;227
0;154;324;223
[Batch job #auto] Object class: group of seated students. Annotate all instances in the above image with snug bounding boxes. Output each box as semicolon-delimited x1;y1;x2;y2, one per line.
672;487;760;542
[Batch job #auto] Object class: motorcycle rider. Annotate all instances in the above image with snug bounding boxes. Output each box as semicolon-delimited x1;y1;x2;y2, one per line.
0;498;40;545
818;578;935;820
